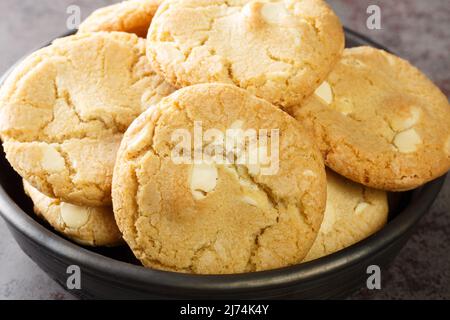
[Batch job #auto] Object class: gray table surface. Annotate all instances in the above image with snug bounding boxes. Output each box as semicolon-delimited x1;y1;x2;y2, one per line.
0;0;449;300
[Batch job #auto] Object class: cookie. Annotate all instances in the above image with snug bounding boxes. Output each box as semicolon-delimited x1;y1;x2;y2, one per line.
78;0;162;38
23;180;123;247
112;83;327;274
291;46;450;191
0;32;175;206
304;170;388;262
147;0;344;109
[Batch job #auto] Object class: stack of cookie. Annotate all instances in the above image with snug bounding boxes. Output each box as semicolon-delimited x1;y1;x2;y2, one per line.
0;0;448;274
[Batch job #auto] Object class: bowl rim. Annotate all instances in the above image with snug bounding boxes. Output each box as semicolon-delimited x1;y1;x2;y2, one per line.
0;28;446;295
1;176;445;294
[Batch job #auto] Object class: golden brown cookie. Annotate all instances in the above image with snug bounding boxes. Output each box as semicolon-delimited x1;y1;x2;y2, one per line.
147;0;344;109
112;83;327;274
291;46;450;191
78;0;162;38
304;170;388;262
23;180;123;247
0;32;175;207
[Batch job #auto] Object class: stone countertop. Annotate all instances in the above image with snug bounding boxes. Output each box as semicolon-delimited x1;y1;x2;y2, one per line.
0;0;448;300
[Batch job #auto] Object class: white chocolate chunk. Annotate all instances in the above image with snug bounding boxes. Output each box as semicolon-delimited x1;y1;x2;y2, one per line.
191;190;206;200
261;2;290;24
266;71;290;81
239;176;256;189
242;195;258;206
242;1;263;27
303;170;316;177
354;202;370;215
242;1;259;17
41;145;65;172
320;203;336;234
190;163;218;200
393;128;422;153
391;107;421;131
60;203;90;229
314;81;334;104
242;188;272;209
213;240;227;260
129;124;152;153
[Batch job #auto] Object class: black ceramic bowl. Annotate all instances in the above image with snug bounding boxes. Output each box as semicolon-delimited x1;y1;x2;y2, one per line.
0;28;446;299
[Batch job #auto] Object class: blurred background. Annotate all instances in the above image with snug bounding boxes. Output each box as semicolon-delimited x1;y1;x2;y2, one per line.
0;0;449;299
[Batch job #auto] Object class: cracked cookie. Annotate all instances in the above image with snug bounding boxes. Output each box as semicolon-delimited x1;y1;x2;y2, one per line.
0;32;175;207
23;180;123;247
78;0;162;38
146;0;344;110
291;46;450;191
112;83;327;274
304;170;388;262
